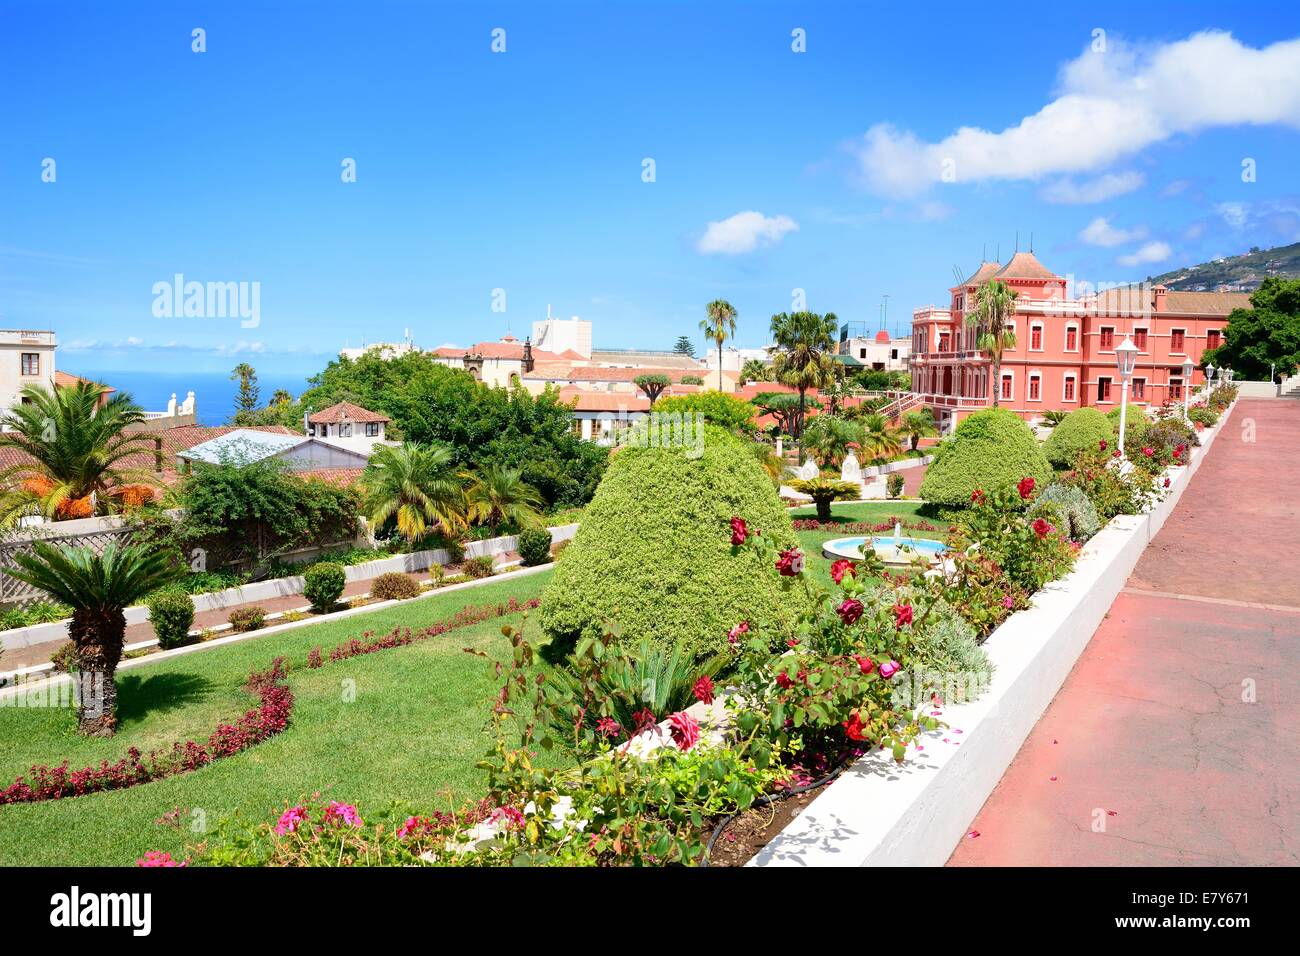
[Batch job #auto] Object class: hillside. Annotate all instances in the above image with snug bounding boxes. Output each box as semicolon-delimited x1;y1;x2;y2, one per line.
1147;241;1300;293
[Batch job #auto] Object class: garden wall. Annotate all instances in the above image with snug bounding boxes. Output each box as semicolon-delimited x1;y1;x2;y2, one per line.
752;403;1237;867
0;523;579;655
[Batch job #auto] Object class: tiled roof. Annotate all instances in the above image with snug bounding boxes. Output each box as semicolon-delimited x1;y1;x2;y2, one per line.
994;251;1061;281
299;467;365;487
307;401;390;424
54;370;117;393
557;387;651;412
527;364;702;384
1092;287;1252;318
430;342;576;361
958;261;1003;287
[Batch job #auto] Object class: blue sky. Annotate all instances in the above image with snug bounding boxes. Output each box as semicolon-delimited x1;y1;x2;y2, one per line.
2;0;1299;382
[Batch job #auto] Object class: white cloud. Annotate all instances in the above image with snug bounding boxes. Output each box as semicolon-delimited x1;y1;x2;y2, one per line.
1216;202;1249;227
1041;171;1145;204
697;211;799;255
854;31;1300;197
1080;216;1148;247
1118;241;1173;266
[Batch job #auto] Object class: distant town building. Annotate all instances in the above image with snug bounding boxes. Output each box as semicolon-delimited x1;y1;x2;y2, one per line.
909;252;1251;432
838;323;911;371
0;329;57;418
305;401;393;455
531;311;592;359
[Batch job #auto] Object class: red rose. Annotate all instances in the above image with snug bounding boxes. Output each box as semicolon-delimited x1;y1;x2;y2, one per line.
1163;477;1171;488
775;548;804;576
595;717;622;738
1174;443;1186;460
836;598;864;626
727;620;749;645
776;672;794;689
1099;439;1107;451
632;708;657;733
1032;517;1053;539
830;559;855;584
854;655;875;675
1017;476;1036;500
892;603;913;628
1141;447;1154;458
730;516;748;546
668;711;701;751
692;674;715;705
970;488;985;504
843;711;868;741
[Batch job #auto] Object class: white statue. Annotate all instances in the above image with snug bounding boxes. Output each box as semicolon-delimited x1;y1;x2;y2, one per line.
166;392;177;416
181;390;196;414
840;450;862;484
795;457;820;480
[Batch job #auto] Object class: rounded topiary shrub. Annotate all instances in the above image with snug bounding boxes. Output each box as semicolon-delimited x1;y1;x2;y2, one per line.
147;588;196;649
303;561;346;613
369;571;421;602
517;528;553;566
1030;483;1101;542
228;606;266;632
539;428;806;662
1043;408;1115;467
918;409;1052;507
1106;404;1149;449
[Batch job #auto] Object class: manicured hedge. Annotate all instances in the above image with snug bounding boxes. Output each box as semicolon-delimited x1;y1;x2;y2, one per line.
918;409;1052;507
147;589;196;649
1043;408;1115;467
303;561;346;612
1106;404;1149;449
539;427;805;661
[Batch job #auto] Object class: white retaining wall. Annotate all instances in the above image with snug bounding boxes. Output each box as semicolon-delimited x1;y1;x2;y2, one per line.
0;524;578;653
753;404;1236;867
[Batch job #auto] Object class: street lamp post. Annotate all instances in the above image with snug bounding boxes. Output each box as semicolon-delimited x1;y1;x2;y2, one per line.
1182;357;1194;423
1115;336;1140;458
1205;363;1215;399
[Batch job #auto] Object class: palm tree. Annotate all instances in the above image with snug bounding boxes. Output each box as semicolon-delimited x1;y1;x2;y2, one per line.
900;408;938;450
769;311;838;439
788;478;862;522
466;464;545;531
0;381;154;527
9;542;181;736
800;415;861;469
858;413;905;464
360;442;465;545
700;299;738;392
739;358;771;385
749;441;786;486
965;279;1019;409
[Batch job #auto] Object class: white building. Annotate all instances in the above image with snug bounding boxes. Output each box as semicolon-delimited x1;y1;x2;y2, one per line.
304;401;393;456
839;328;911;371
0;329;56;418
531;312;592;359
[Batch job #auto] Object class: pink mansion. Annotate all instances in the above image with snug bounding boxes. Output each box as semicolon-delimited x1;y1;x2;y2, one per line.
908;251;1250;431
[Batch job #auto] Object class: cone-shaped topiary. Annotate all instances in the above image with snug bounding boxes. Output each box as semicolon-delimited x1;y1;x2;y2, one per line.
919;408;1052;507
539;428;806;661
1043;407;1116;467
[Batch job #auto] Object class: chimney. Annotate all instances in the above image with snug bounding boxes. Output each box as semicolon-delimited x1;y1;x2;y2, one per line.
1152;284;1168;313
153;436;163;473
522;337;534;373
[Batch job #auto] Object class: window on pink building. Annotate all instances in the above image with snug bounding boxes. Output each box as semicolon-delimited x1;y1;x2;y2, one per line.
1206;329;1221;350
1000;374;1013;400
1030;325;1042;350
1133;328;1148;350
938;332;950;352
1170;329;1186;352
1132;378;1146;401
1098;377;1112;402
1170;378;1184;401
1099;327;1115;350
1065;327;1077;351
1028;375;1041;400
1063;376;1076;401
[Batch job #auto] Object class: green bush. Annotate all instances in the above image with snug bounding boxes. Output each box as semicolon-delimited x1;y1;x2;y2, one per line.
886;472;905;499
228;606;266;632
303;561;346;613
368;572;421;602
652;392;756;433
1030;483;1101;542
147;588;196;649
517;528;553;566
908;600;994;704
463;555;495;579
918;409;1052;508
1043;408;1115;467
1141;417;1199;465
1106;404;1149;450
1188;405;1219;427
49;640;80;673
539;426;807;662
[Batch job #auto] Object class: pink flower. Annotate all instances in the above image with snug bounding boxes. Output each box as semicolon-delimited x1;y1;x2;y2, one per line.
490;806;525;830
854;655;875;675
729;516;748;546
668;711;701;751
1098;439;1107;451
1032;517;1053;539
892;603;913;628
836;598;864;626
775;548;805;576
1017;476;1036;500
397;816;431;839
632;708;657;733
1141;446;1154;458
830;559;855;584
692;675;715;706
596;716;622;738
324;801;363;828
970;488;985;504
1113;449;1122;458
727;620;749;645
136;850;186;868
879;660;900;680
1001;595;1015;609
275;804;310;835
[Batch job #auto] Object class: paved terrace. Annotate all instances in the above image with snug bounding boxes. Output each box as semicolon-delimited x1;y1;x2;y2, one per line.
950;398;1299;866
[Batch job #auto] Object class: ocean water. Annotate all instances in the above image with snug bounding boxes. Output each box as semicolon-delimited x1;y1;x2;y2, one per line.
60;370;313;427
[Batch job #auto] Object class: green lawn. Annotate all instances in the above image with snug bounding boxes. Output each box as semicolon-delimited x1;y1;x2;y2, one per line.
0;570;556;866
790;501;947;591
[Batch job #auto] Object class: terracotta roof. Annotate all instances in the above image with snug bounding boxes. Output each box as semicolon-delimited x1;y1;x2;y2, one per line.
54;371;117;393
307;401;390;424
430;342;576;362
300;467;365;488
557;387;651;412
957;261;1003;287
1092;287;1252;318
994;251;1060;281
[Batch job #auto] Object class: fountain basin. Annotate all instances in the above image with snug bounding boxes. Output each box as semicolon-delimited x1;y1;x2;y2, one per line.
821;535;948;567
